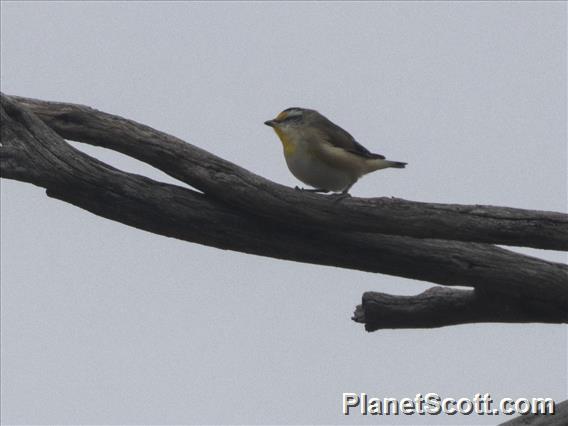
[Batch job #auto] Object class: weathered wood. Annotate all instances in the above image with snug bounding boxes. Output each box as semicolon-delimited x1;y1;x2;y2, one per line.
2;93;567;329
354;287;568;331
9;95;568;251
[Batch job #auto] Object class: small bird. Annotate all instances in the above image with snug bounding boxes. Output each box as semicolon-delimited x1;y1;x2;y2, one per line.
264;107;407;194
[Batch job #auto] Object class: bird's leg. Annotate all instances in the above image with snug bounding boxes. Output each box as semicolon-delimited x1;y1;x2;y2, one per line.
294;186;330;193
328;183;354;202
342;182;355;194
330;192;352;203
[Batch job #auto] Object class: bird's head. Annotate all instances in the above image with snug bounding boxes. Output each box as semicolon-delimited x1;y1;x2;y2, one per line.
265;108;317;155
264;107;318;130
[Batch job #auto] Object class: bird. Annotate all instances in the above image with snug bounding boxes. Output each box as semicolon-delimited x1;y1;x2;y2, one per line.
264;107;407;195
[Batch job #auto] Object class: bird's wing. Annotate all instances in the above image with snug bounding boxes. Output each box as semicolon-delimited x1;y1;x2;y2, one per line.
316;116;385;160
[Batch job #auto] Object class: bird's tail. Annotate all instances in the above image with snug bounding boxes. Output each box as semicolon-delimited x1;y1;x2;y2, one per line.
386;160;407;169
366;158;407;172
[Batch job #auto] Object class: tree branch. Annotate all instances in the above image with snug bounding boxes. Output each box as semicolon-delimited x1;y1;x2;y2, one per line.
353;287;568;331
8;95;568;251
2;93;567;329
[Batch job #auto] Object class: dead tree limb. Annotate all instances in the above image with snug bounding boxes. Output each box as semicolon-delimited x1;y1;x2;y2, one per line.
9;95;568;251
1;93;567;330
353;287;566;331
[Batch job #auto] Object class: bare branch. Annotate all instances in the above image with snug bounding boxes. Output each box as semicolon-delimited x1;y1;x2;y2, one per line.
2;93;567;328
354;287;568;331
8;95;568;251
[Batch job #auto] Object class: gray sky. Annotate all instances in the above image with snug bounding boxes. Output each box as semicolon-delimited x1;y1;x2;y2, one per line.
1;1;566;425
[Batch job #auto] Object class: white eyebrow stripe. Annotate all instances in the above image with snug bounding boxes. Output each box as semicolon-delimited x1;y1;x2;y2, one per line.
285;109;303;117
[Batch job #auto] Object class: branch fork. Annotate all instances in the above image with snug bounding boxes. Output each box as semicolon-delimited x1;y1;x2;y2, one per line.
1;93;566;331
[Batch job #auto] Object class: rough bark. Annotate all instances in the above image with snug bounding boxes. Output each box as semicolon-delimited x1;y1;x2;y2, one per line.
1;93;567;330
353;287;567;331
9;95;568;251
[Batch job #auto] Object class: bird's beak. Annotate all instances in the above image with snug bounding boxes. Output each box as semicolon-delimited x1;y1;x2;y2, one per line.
264;119;278;127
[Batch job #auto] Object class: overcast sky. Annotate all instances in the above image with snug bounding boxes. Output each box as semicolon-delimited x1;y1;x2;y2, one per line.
1;2;566;425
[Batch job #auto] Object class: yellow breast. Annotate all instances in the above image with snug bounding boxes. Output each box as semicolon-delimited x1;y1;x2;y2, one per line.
273;128;297;156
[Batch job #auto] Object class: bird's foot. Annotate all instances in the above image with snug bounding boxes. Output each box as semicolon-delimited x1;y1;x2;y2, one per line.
329;192;352;203
294;186;330;193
